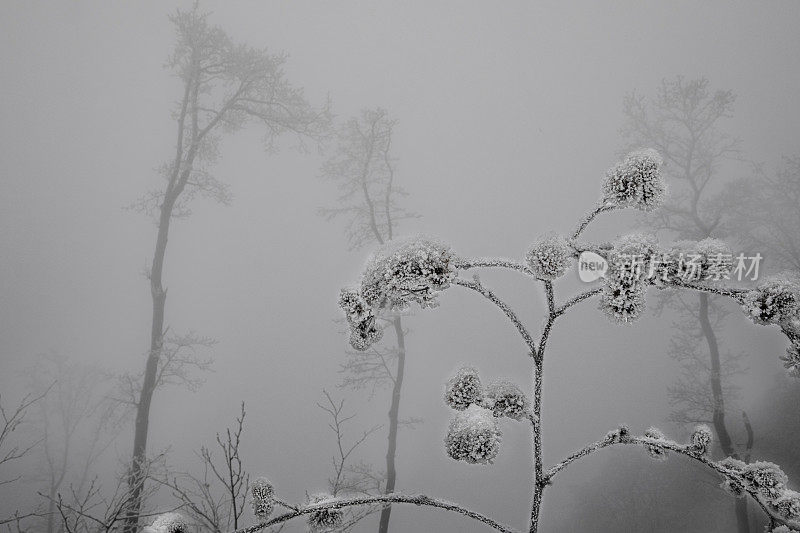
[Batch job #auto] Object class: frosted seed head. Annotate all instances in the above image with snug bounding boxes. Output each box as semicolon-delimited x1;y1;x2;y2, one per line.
348;318;383;351
781;343;800;377
360;235;456;311
600;278;645;324
525;234;572;280
769;526;799;533
250;477;275;521
743;461;788;500
484;380;529;420
150;512;189;533
643;427;668;461
444;405;501;464
602;149;665;211
774;490;800;520
742;274;800;326
695;238;733;280
444;367;483;410
608;233;659;285
338;288;371;325
306;493;343;531
689;424;712;455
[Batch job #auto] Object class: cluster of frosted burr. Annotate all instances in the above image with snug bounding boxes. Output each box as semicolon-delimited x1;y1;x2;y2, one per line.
360;236;457;311
250;477;276;522
689;424;713;455
600;233;656;323
442;367;528;464
637;427;800;527
339;288;383;351
602;148;666;211
444;405;501;464
741;274;800;376
306;493;344;531
143;513;189;533
641;426;667;460
718;458;800;524
525;234;572;280
339;236;456;351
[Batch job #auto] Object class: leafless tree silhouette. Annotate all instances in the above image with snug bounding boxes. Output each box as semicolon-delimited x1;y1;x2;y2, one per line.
621;76;753;532
123;4;330;530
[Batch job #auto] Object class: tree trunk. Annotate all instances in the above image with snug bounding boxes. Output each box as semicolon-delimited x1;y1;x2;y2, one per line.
378;316;406;533
122;195;175;533
698;293;750;533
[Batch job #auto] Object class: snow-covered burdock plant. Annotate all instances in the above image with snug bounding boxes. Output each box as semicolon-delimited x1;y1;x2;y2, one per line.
238;150;800;533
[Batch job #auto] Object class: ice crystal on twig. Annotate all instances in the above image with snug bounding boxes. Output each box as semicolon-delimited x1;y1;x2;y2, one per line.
444;367;483;411
602;149;665;211
445;405;501;464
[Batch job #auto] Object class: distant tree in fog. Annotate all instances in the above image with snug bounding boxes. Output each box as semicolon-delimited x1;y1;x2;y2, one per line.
123;3;330;532
156;403;250;532
621;76;755;532
725;156;800;273
320;107;418;533
191;150;800;533
726;155;800;528
25;353;128;533
0;387;47;530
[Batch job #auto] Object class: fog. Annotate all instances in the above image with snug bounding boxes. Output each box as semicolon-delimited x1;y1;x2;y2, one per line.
1;2;799;532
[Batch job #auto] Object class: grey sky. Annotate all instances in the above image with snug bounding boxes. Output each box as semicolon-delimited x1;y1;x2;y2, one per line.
1;2;799;531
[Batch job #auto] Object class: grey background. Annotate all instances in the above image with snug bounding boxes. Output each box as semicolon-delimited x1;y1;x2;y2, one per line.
1;2;799;531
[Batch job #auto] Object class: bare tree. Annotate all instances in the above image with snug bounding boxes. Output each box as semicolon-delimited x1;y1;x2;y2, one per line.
314;391;384;532
24;353;129;533
0;389;48;530
620;76;753;532
158;402;250;532
320;108;417;533
123;4;330;530
46;455;166;533
726;156;800;273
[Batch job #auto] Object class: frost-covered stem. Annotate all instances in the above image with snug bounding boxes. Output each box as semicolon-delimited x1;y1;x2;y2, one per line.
529;356;544;533
452;278;537;355
454;257;540;280
227;493;519;533
668;279;748;302
275;498;298;512
571;203;615;240
543;433;790;529
555;287;603;316
529;282;554;533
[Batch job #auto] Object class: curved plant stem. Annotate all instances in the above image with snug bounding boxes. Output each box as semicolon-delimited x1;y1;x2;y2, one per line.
572;203;615;240
453;278;537;355
228;493;520;533
543;432;796;530
455;257;542;280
